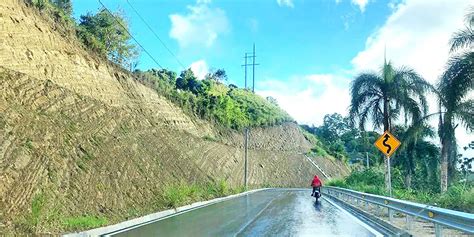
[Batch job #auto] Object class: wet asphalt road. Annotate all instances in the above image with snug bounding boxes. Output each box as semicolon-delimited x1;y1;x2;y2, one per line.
111;189;378;237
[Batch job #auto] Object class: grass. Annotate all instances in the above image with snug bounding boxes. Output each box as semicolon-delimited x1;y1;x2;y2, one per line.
62;215;108;230
162;180;244;209
300;128;334;159
328;168;474;213
90;135;105;147
23;138;34;150
30;193;45;227
202;135;218;142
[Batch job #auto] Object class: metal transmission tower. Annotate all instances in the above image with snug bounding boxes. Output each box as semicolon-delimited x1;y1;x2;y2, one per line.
241;44;259;190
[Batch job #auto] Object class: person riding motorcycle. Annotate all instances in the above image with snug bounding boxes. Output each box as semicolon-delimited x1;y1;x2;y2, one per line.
311;175;322;197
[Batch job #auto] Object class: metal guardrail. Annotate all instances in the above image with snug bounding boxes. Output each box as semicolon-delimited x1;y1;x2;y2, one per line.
323;186;474;237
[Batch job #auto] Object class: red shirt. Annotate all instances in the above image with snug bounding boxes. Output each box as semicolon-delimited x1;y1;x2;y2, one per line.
311;176;322;187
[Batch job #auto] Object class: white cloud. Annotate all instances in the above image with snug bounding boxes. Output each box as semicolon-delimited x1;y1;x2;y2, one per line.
350;0;472;144
277;0;294;8
257;74;351;125
197;0;211;4
190;60;209;80
257;0;472;145
335;0;342;4
169;0;230;48
351;0;470;83
351;0;370;12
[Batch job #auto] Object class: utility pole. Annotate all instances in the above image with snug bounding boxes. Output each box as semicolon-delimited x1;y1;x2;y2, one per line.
244;53;248;89
252;43;256;92
244;128;248;189
241;44;259;190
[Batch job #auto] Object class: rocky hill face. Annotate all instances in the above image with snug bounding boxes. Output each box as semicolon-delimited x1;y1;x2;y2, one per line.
0;0;349;234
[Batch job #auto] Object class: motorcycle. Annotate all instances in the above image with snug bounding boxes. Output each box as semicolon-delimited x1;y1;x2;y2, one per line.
312;187;322;202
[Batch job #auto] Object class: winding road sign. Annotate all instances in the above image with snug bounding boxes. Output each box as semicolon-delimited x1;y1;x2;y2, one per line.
374;131;401;157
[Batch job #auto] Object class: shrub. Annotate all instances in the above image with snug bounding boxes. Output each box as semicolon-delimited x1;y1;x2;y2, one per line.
345;168;384;187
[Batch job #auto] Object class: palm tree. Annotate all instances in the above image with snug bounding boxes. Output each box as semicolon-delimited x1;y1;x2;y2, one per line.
438;8;474;192
350;60;431;192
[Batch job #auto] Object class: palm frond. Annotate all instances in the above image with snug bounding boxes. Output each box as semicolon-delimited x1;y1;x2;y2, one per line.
350;73;383;128
440;51;474;108
455;99;474;132
449;27;474;52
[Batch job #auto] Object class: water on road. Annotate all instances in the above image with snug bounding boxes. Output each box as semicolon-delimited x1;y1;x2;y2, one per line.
111;189;378;237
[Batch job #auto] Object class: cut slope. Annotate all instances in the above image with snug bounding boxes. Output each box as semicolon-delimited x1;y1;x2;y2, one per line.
0;0;350;234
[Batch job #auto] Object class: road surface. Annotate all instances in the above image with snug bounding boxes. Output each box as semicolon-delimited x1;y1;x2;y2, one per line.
109;189;381;237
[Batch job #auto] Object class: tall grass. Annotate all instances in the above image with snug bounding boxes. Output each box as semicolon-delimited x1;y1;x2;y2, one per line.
62;215;107;230
328;168;473;213
162;180;244;209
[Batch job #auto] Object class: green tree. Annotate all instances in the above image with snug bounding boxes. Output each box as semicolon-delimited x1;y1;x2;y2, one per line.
349;60;431;192
316;113;351;141
176;69;204;95
206;69;228;83
77;9;138;68
266;96;278;106
437;9;474;192
392;124;437;189
52;0;72;16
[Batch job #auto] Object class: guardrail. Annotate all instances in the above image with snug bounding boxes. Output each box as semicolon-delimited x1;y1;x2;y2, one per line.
322;186;474;237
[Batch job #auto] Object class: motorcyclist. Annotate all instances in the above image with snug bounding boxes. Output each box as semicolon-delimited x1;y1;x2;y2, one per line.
311;175;322;197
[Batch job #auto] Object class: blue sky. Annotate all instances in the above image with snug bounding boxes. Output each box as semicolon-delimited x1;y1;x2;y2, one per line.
73;0;473;146
73;0;390;84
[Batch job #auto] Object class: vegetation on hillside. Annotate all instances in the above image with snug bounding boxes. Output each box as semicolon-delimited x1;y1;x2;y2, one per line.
135;69;293;129
301;113;380;162
27;0;293;130
29;0;138;69
77;9;139;68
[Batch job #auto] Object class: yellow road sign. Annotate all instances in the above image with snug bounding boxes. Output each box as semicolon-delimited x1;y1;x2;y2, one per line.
374;131;401;158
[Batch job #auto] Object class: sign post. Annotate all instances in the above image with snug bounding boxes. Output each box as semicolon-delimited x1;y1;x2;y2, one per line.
374;130;401;196
374;130;401;222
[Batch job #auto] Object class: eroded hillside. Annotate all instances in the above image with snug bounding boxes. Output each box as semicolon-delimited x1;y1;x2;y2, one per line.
0;0;349;234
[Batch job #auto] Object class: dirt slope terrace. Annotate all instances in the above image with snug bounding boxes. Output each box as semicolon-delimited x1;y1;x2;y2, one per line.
0;0;349;234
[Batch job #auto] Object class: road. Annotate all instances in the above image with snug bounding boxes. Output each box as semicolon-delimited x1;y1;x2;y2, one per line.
108;189;381;237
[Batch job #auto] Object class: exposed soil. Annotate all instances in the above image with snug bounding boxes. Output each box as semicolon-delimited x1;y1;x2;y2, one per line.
0;0;350;234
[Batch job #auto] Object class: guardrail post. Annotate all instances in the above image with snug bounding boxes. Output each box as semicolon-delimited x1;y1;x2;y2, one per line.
406;215;412;230
388;208;393;222
434;223;443;237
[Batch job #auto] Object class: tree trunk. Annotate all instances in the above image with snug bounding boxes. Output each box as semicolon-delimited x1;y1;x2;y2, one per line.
383;95;390;193
440;137;449;193
405;168;412;189
424;159;432;181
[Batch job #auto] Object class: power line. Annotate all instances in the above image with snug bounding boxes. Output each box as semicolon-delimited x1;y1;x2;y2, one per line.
98;0;163;69
126;0;186;70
